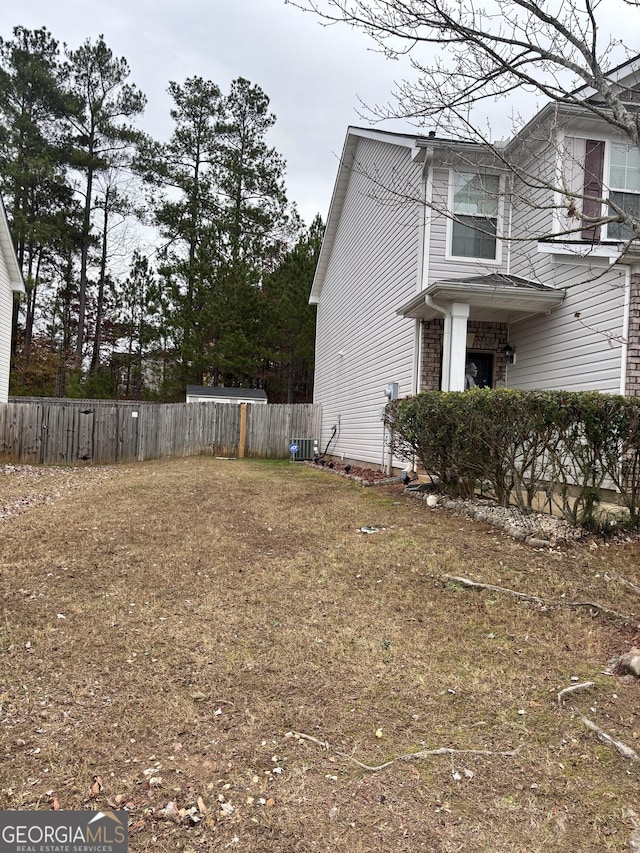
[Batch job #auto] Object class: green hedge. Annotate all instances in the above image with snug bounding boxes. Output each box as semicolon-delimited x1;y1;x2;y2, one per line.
389;389;640;530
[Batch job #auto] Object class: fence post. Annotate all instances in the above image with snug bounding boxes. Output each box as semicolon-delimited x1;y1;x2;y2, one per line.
238;403;247;458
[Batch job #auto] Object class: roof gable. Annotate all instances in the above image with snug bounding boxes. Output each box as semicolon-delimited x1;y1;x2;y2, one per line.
309;126;487;305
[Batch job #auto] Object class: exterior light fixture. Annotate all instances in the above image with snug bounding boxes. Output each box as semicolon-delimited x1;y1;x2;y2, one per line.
503;343;515;364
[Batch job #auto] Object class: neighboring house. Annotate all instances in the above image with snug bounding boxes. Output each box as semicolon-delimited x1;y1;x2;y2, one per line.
185;386;268;405
0;197;25;404
310;61;640;469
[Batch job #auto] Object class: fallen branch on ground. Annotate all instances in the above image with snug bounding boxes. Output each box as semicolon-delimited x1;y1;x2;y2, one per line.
442;574;632;622
607;572;640;596
285;731;330;750
557;681;595;710
286;730;520;772
582;717;639;761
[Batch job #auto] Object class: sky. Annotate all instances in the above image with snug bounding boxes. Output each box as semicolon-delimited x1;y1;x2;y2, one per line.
4;1;640;231
3;0;419;227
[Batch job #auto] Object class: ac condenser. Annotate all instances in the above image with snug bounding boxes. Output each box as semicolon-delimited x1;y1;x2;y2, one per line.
289;438;318;461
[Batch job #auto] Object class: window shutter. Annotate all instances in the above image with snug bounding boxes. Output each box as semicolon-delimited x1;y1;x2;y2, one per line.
582;139;605;241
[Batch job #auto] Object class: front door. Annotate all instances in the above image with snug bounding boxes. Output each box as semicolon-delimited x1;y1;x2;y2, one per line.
465;352;494;389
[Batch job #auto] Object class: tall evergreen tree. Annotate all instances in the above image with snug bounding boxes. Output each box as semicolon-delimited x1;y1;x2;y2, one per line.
216;77;288;266
63;35;146;367
137;75;223;388
140;75;294;390
262;215;322;402
112;251;168;398
0;26;75;367
209;78;292;387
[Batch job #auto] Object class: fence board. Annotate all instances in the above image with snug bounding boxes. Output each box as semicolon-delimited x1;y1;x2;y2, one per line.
0;399;320;466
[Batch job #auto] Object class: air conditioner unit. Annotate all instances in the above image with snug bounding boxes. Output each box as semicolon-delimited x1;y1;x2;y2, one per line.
289;438;318;462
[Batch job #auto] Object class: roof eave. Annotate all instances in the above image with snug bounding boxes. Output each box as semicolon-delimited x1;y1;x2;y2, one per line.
0;196;24;294
397;282;565;321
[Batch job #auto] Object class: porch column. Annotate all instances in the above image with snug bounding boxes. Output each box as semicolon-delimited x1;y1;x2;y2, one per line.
448;302;470;392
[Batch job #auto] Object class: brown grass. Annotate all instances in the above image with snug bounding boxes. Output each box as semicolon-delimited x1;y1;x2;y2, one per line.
1;457;639;852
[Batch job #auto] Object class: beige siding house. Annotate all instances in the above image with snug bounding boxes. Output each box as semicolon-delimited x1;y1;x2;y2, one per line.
0;197;24;403
311;64;640;468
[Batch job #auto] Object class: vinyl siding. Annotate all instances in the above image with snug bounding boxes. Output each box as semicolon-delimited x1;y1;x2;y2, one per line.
0;245;12;403
428;167;509;281
509;137;557;281
507;134;626;394
313;136;421;466
507;265;626;393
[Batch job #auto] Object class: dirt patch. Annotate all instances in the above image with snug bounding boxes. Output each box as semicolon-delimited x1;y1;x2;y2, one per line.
1;458;639;852
306;459;395;484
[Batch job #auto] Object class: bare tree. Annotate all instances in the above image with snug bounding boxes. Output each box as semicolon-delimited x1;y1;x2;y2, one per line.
287;0;640;242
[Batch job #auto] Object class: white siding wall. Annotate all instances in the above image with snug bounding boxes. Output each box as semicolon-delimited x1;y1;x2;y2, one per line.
313;137;421;466
0;245;12;403
507;133;627;394
509;136;557;281
507;264;626;393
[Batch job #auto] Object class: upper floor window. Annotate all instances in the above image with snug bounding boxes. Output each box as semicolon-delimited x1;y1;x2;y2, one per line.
451;172;500;260
608;142;640;240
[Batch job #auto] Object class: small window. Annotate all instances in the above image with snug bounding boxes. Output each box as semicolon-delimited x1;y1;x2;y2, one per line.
451;173;500;260
608;143;640;241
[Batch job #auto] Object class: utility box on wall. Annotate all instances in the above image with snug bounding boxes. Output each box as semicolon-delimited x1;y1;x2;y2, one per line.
384;382;399;401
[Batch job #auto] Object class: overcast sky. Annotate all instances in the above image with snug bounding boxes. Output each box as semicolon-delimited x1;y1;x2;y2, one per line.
3;0;421;227
4;1;640;230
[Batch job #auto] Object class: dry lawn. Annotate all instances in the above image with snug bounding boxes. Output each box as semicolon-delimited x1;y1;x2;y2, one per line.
1;457;639;852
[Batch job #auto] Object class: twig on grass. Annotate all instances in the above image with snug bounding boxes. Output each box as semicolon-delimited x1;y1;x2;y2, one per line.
581;717;639;761
442;574;632;622
335;745;522;772
286;731;330;750
286;731;520;772
557;681;595;710
607;572;640;596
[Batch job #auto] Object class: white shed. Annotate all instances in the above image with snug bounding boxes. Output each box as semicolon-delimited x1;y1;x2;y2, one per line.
185;386;268;405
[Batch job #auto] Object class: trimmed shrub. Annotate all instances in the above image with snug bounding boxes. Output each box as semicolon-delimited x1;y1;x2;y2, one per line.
389;389;640;530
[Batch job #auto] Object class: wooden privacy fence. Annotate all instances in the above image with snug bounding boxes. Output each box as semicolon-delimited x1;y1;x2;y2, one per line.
0;399;321;466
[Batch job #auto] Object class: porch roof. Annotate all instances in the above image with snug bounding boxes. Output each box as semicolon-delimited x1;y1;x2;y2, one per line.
396;273;565;323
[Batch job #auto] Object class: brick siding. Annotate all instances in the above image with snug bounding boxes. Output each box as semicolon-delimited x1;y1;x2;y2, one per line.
419;319;510;390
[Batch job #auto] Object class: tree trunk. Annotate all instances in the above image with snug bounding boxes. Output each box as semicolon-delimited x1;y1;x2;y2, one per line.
90;185;110;374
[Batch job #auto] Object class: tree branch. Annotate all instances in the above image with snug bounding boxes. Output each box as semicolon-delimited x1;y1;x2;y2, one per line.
286;730;521;772
582;717;640;761
442;574;633;622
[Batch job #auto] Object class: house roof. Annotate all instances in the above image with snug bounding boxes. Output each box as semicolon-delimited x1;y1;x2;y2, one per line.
186;386;268;400
570;53;640;100
0;195;24;294
308;126;488;305
311;55;639;309
396;273;565;323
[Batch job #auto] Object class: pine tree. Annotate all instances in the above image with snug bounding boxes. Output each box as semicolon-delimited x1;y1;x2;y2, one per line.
262;215;322;402
0;26;76;370
63;35;146;368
